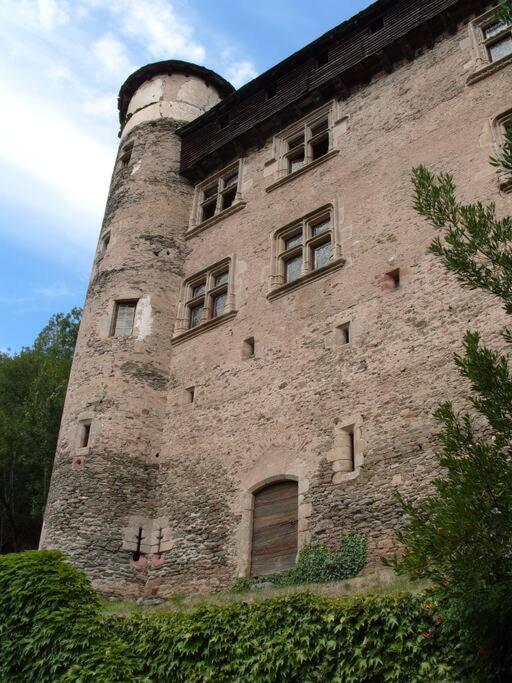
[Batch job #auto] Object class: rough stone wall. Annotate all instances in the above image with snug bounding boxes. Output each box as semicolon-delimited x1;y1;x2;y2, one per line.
151;25;511;594
42;117;194;596
43;19;512;597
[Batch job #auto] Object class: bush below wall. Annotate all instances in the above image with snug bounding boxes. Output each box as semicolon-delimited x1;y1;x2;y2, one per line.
0;551;474;682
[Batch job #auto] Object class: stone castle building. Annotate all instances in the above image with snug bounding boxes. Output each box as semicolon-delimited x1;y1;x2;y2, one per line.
41;0;511;596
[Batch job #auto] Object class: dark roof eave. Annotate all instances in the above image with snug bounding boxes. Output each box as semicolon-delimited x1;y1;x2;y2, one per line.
177;0;394;137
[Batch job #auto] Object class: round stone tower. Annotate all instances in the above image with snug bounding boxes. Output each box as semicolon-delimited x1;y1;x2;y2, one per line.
41;61;233;595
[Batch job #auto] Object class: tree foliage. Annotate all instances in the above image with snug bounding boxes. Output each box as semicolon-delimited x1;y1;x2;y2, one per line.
392;3;512;677
0;309;81;553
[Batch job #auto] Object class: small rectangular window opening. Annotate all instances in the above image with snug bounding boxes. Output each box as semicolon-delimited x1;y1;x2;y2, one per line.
112;300;137;336
80;421;91;448
100;231;110;254
336;322;351;346
386;269;400;290
120;142;133;167
186;386;195;404
343;425;356;472
242;336;255;359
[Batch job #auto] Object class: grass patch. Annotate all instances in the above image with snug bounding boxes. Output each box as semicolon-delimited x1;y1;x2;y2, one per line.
102;570;429;616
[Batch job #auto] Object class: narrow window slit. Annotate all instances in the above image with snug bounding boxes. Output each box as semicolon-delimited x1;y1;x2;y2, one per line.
242;337;255;359
132;527;144;561
80;422;91;448
186;386;195;404
336;322;351;346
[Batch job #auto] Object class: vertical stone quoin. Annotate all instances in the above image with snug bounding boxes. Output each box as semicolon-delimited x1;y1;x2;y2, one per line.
41;61;234;595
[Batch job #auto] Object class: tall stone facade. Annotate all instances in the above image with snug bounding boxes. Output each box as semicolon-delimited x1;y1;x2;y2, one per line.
42;0;512;596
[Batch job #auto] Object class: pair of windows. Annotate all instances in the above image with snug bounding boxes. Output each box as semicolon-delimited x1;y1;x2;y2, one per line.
276;213;333;284
185;267;229;329
481;16;512;63
192;105;335;230
283;115;330;175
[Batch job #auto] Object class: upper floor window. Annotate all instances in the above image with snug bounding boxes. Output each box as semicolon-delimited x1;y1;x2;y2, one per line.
173;258;236;340
190;161;243;232
493;109;512;191
281;110;332;176
482;17;512;62
468;8;512;84
277;212;333;284
268;205;344;299
111;300;137;337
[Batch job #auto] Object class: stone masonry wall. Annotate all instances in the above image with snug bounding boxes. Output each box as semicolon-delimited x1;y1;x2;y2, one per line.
150;23;511;594
43;16;512;597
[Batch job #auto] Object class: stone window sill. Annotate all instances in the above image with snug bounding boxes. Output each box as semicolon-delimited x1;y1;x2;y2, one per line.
265;150;340;193
172;310;237;345
467;54;512;85
186;202;246;239
267;257;345;301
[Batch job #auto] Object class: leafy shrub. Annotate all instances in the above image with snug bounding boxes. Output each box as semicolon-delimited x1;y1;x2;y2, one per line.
232;531;367;592
1;550;474;682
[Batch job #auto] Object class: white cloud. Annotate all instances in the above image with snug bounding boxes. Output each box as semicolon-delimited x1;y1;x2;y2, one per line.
111;0;206;63
92;32;133;78
0;77;114;247
37;0;70;30
226;60;258;88
82;93;118;119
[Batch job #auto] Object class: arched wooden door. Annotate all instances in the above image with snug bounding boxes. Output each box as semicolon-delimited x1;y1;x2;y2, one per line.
250;480;298;577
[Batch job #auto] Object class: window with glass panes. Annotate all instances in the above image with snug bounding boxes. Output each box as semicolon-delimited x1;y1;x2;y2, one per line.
277;212;333;284
185;267;230;329
481;16;512;62
111;301;137;337
197;164;240;224
284;115;331;174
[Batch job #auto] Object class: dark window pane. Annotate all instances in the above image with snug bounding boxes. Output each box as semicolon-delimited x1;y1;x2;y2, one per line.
189;304;204;328
311;218;331;236
214;271;229;286
285;254;303;282
223;173;238;188
489;35;512;61
191;282;206;298
289;151;305;174
203;182;218;199
284;232;303;250
288;134;304;150
221;186;237;210
313;240;332;269
311;134;329;160
310;119;328;136
201;199;216;221
211;291;227;318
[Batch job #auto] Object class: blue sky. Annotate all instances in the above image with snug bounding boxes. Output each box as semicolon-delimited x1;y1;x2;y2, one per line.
0;0;373;351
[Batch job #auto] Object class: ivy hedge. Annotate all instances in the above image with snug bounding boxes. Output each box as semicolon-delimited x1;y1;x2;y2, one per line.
0;550;474;682
232;532;368;592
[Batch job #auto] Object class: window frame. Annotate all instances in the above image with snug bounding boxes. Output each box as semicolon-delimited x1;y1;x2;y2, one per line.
481;16;512;63
173;257;237;340
190;160;244;234
468;7;512;83
269;204;344;298
493;108;512;192
276;103;334;179
110;300;138;338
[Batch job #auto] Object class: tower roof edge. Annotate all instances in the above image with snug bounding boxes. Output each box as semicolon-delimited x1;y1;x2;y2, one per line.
118;60;234;127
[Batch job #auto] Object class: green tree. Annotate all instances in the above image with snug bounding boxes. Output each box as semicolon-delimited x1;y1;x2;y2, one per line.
0;308;81;553
392;4;512;678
